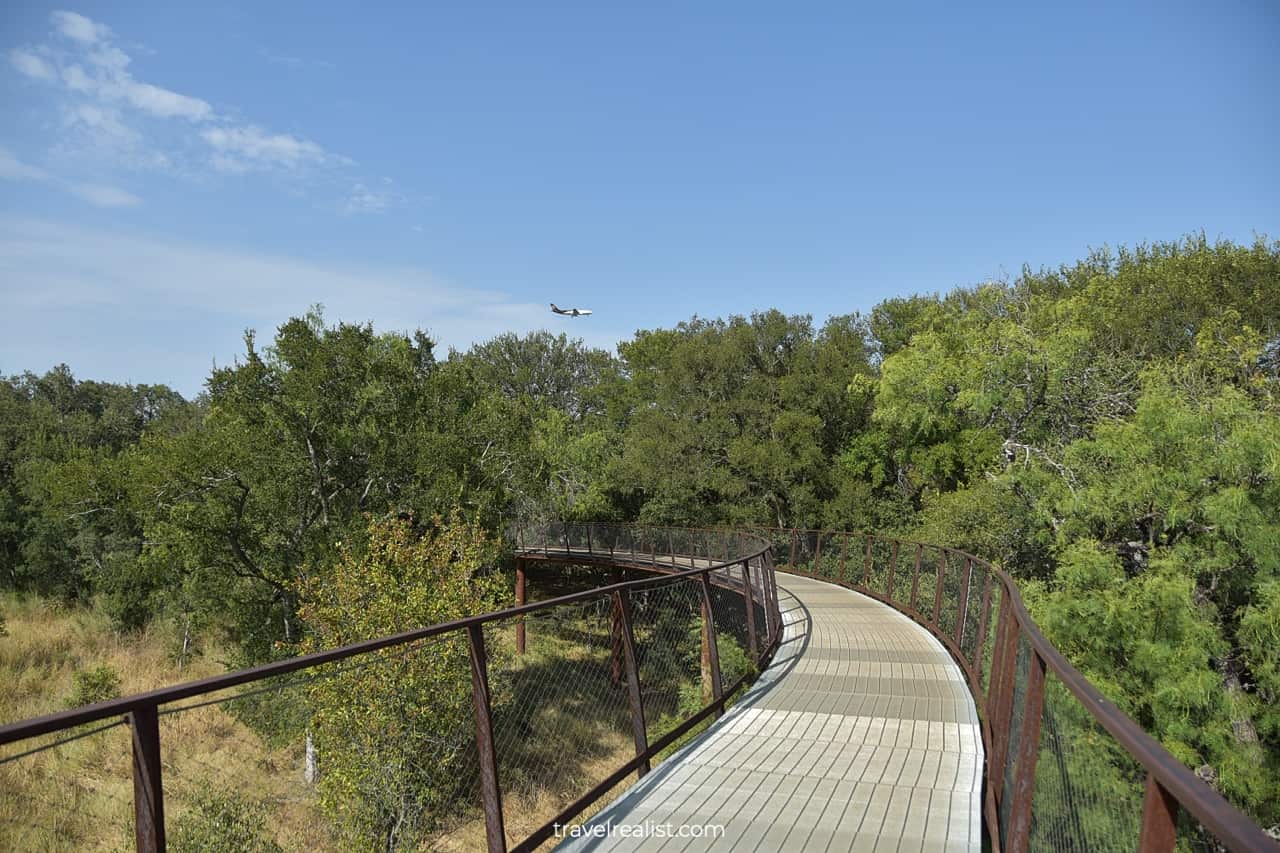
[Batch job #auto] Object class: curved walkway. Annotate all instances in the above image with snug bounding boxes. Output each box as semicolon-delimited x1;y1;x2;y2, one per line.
558;572;982;852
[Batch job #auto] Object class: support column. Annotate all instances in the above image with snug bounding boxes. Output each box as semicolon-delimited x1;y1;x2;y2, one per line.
514;559;526;656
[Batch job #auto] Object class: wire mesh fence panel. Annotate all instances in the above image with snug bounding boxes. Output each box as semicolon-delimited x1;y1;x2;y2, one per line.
189;633;481;852
937;551;962;639
0;720;134;851
916;545;940;621
1027;674;1144;852
158;673;335;852
629;580;705;750
998;633;1034;842
980;583;1004;697
808;532;836;580
790;530;816;573
708;578;751;661
487;597;638;848
889;543;913;608
633;527;660;563
764;529;796;567
864;538;890;599
1176;810;1240;852
960;565;986;667
880;540;901;601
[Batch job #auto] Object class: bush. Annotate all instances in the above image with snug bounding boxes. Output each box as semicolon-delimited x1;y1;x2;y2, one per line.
170;788;282;853
66;664;120;707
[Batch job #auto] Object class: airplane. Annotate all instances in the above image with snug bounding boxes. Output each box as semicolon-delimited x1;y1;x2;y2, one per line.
550;303;593;317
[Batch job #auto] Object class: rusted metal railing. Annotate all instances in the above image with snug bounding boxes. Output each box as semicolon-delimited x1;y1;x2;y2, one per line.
0;523;779;853
764;526;1277;853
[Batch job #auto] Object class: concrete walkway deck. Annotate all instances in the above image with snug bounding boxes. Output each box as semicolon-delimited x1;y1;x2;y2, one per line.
557;572;983;852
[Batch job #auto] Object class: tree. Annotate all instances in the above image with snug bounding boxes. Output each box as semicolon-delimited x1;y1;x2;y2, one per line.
297;515;507;850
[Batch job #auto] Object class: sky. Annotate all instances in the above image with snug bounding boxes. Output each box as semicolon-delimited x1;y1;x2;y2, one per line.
1;1;1277;398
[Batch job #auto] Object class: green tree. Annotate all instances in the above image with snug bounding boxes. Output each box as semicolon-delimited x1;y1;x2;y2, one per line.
297;514;507;850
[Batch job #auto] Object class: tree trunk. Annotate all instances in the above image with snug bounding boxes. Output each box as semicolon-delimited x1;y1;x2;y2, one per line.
304;731;319;784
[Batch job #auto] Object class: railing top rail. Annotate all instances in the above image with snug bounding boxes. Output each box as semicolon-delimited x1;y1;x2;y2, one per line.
772;526;1275;852
0;524;769;746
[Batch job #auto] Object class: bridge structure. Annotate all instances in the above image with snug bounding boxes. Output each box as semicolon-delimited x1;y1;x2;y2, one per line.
0;523;1274;852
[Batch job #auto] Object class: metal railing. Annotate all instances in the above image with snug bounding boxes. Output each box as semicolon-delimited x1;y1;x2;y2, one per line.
764;527;1277;853
0;523;780;853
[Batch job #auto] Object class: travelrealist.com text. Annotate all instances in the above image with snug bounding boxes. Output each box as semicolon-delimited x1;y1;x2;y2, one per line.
552;820;727;840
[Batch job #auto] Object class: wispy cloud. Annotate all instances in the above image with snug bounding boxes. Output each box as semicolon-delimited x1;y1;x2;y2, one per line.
0;217;605;395
5;10;395;211
202;125;329;174
0;146;140;207
65;183;142;208
8;48;55;81
50;10;111;45
344;181;401;215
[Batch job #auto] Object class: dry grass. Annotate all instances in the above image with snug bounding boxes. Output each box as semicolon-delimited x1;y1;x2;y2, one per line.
0;591;723;851
0;595;336;851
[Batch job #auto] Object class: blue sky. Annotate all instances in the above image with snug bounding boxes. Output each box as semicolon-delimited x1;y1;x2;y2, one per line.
1;2;1277;397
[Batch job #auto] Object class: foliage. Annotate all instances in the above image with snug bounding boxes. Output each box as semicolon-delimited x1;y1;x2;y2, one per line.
2;231;1278;827
297;514;507;851
169;788;283;853
66;664;121;707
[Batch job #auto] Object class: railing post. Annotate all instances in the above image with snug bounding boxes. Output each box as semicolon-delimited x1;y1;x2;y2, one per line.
839;534;848;582
954;557;972;645
610;569;625;684
768;551;781;639
741;560;760;664
933;550;947;626
909;544;922;612
789;530;797;569
668;530;675;566
586;523;593;554
698;574;724;713
515;558;526;656
130;705;165;853
1007;650;1047;852
813;533;822;574
1137;773;1179;852
863;536;873;586
761;553;778;642
613;589;650;778
886;541;899;600
466;624;506;853
563;524;570;554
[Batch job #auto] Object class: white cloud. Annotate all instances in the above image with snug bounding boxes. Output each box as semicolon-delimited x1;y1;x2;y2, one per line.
50;37;212;122
51;10;112;45
345;182;395;214
67;183;141;208
0;147;50;181
64;102;140;145
0;218;607;395
202;125;327;172
6;9;390;199
9;48;55;81
0;146;140;207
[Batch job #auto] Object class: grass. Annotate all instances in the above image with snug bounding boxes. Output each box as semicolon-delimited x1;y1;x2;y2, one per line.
0;594;337;851
0;572;756;851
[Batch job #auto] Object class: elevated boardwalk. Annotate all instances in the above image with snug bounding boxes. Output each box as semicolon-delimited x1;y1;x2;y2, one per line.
560;572;982;852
